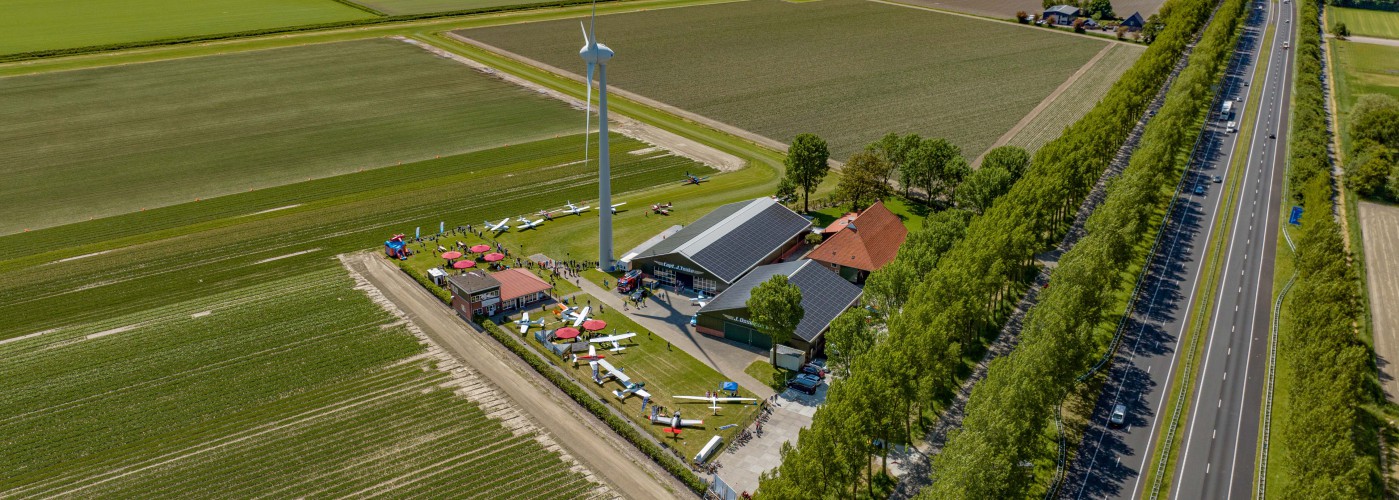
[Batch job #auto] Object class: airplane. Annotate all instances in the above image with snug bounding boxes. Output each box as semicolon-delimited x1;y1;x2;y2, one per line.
593;358;650;400
514;312;547;334
674;393;758;415
651;411;704;438
566;306;592;327
682;172;710;185
564;201;591;215
574;344;606;363
484;218;511;233
589;332;637;352
537;209;554;221
516;216;545;230
610;202;626;214
685;290;711;307
553;304;577;318
651;202;672;216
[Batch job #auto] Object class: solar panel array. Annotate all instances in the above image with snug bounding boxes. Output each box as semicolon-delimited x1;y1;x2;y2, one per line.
699;260;862;342
635;198;811;283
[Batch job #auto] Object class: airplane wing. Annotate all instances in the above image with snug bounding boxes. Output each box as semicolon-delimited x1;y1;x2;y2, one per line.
673;396;711;402
649;416;705;427
519;322;528;334
634;388;651;399
572;307;590;327
596;359;630;384
713;397;757;402
589;333;635;343
612;202;626;207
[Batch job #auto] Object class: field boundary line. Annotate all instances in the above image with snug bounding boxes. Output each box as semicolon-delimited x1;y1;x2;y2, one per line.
975;43;1115;167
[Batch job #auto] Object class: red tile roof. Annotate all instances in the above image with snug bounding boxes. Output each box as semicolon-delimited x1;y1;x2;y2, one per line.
822;212;858;234
808;201;906;272
493;268;553;301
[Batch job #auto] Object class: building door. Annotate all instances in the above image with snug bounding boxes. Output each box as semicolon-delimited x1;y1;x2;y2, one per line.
676;272;694;291
723;321;771;349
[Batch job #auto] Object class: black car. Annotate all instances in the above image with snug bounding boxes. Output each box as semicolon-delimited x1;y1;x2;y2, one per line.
800;363;826;378
788;374;822;395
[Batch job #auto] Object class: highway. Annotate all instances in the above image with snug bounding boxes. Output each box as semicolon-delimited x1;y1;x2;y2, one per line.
1061;0;1294;497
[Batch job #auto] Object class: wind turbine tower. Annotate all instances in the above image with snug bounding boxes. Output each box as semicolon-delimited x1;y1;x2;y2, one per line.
580;8;616;271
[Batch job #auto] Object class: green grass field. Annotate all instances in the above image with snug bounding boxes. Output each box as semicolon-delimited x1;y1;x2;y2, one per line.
513;294;760;460
0;267;604;498
1329;6;1399;40
1007;43;1146;153
352;0;557;15
0;38;582;234
0;0;376;55
1328;40;1399;148
460;0;1108;159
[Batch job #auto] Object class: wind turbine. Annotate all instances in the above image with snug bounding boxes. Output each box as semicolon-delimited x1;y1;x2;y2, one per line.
580;3;616;271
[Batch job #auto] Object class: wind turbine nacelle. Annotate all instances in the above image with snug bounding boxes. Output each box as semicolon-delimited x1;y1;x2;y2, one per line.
580;43;614;63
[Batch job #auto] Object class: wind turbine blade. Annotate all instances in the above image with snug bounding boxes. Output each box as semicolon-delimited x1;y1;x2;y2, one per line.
581;21;589;45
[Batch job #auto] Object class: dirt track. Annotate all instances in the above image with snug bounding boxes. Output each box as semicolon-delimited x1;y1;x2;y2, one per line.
1360;202;1399;401
340;252;685;500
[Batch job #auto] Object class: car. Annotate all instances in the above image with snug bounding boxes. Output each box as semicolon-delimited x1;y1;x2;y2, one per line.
689;315;697;326
1213;175;1223;183
1194;184;1206;195
1110;404;1128;427
788;374;822;395
800;363;827;378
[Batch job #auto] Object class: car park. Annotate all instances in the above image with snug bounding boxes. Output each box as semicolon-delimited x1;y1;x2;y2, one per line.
788;373;822;395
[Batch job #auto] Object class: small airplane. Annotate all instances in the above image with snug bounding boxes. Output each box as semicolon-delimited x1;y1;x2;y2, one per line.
686;290;711;308
651;202;672;216
537;209;554;221
652;411;704;438
566;306;592;327
610;202;627;214
594;359;650;400
514;312;547;334
564;201;591;215
575;344;606;362
589;332;637;352
516;216;545;230
553;304;577;318
682;172;710;185
484;218;511;233
674;393;758;415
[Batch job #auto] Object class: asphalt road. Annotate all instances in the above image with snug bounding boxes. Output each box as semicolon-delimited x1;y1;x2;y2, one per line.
1172;0;1294;495
341;253;685;500
1061;0;1292;497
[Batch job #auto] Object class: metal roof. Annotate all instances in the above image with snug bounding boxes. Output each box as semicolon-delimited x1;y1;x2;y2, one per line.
636;198;811;283
448;271;500;294
698;260;862;342
1045;4;1081;15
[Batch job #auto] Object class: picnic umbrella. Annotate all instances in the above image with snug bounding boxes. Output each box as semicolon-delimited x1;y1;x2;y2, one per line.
483;252;506;262
469;244;492;253
441;251;463;260
452;260;475;269
555;327;580;339
582;319;607;331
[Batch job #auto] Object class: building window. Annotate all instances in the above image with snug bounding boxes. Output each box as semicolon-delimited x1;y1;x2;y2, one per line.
694;277;718;294
652;267;675;286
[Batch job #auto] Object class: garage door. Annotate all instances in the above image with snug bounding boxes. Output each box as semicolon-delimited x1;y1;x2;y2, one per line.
723;321;771;349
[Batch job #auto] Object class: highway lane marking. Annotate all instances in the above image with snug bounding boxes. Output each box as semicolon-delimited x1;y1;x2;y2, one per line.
1219;399;1223;408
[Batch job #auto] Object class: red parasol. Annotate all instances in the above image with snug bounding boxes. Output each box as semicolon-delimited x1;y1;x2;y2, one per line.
555;327;580;339
441;251;463;260
469;244;492;253
483;252;505;262
582;319;607;331
452;260;475;269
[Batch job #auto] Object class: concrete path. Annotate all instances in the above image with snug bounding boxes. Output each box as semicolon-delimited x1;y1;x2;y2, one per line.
1328;33;1399;47
573;277;776;399
341;252;685;500
715;382;827;495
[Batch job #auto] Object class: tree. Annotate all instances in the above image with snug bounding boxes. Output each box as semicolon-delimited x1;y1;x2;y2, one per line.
1349;94;1399;150
1072;17;1088;32
836;151;893;211
1016;10;1030;23
1085;0;1115;19
1141;14;1163;44
942;155;971;201
785;134;830;213
955;167;1015;214
1333;21;1349;39
775;176;797;203
824;307;873;376
1346;143;1393;198
981;145;1032;181
869;133;919;190
908;137;962;205
747;275;804;365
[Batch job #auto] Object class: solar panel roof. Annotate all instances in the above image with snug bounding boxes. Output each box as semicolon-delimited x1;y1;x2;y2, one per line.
698;260;862;342
636;198;811;283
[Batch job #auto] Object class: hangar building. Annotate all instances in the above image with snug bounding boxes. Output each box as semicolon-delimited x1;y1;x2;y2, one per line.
694;259;862;357
625;197;811;294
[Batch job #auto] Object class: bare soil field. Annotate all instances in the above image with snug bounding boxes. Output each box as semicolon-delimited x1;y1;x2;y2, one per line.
1360;201;1399;401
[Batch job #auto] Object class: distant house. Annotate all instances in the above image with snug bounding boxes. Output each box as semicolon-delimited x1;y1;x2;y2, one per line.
1043;5;1082;25
807;201;907;284
448;269;552;319
1122;12;1146;31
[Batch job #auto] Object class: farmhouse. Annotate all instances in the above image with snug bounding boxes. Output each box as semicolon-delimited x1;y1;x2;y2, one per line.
626;197;811;294
1122;12;1145;31
694;260;862;359
448;269;552;318
1043;5;1082;25
808;201;907;284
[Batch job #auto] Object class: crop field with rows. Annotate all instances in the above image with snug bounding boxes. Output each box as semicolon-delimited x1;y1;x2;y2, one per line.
0;268;605;498
351;0;556;15
0;0;375;55
461;0;1108;159
0;38;582;234
1006;43;1145;154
